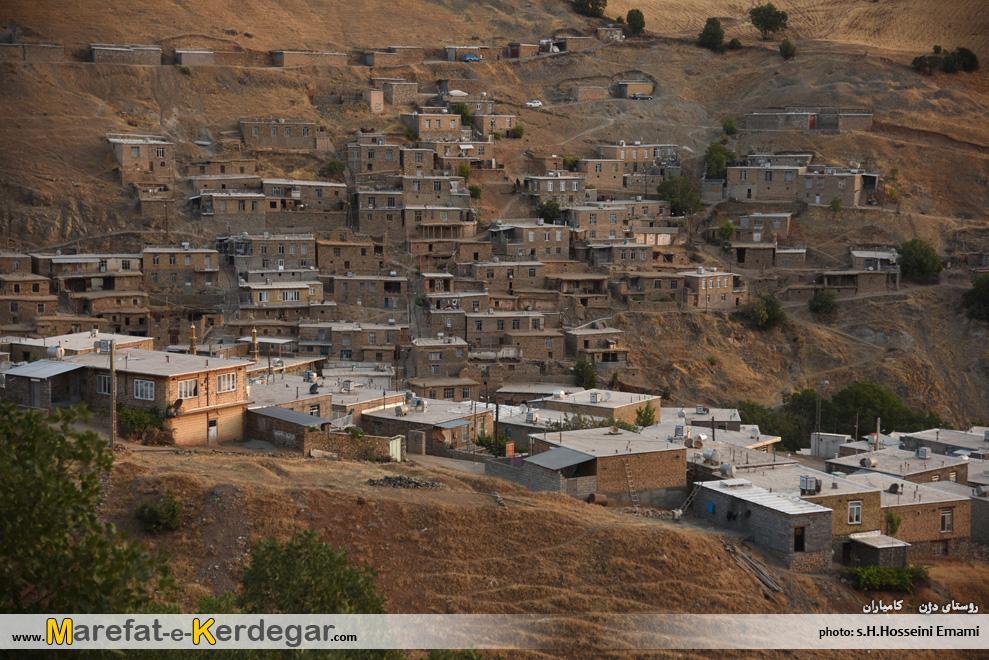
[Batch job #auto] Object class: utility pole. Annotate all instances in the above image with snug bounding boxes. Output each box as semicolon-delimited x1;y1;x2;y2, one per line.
875;417;881;452
854;413;859;445
109;340;117;450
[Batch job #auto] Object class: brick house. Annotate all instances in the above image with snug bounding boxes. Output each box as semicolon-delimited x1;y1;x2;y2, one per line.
401;112;463;141
507;43;540;59
107;134;176;184
472;114;517;139
262;179;347;213
381;81;418;105
522;172;588;207
0;273;57;329
726;154;880;206
461;260;547;294
324;274;407;310
271;51;348;67
826;447;970;485
577;158;624;189
596;26;623;41
194;191;266;229
784;269;899;302
846;472;971;558
66;348;252;445
580;242;654;269
564;327;629;368
239;280;323;309
217;233;316;274
90;44;161;64
5;332;153;362
850;248;899;271
297;321;406;363
489;221;571;261
733;212;792;242
742;106;873;132
597;141;680;176
346;132;403;175
409;336;469;380
316;238;383;274
360;398;493;452
537;389;662;425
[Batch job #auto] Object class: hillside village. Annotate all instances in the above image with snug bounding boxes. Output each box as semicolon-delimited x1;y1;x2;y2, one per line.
1;1;989;620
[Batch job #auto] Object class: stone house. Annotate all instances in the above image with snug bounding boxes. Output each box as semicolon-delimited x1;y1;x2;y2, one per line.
472;114;517;139
679;267;747;310
577;158;624;189
107;134;176;184
489;221;571;261
409;336;469;380
0;273;57;329
617;82;654;99
239;118;325;151
733;212;792;242
522;172;588;207
596;26;623;41
597;141;680;175
324;274;407;310
239;280;323;310
316;238;383;274
90;44;161;64
381;81;419;105
784;269;899;302
142;246;219;291
401;112;463;142
347;132;403;175
826;447;970;485
580;242;654;269
363;46;424;67
732;243;807;271
461;260;547;294
850;248;899;271
217;233;316;274
194;191;266;230
360;398;493;452
726;155;880;207
271;50;347;67
742;106;873;131
572;86;608;102
262;179;347;213
507;43;540;59
297;321;406;363
564;327;629;368
0;250;31;274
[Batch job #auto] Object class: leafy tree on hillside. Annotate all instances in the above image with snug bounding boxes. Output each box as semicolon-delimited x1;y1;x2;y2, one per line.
697;18;725;52
830;197;842;215
0;403;174;613
808;288;837;316
779;38;797;60
727;38;743;50
722;117;738;135
704;141;734;179
657;175;703;216
457;162;472;181
319;158;346;178
634;401;657;427
573;358;598;389
750;3;788;40
717;218;735;245
573;0;607;19
962;273;989;321
744;295;787;330
536;198;561;224
451;101;474;125
469;184;482;199
897;239;943;284
626;9;646;35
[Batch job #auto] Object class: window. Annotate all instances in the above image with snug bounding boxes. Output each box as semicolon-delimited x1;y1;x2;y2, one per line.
302;126;310;137
333;247;342;257
414;152;424;163
271;126;278;137
433;181;443;192
284;126;291;137
386;332;393;345
838;178;846;190
764;171;773;182
739;170;747;181
130;146;140;158
456;347;464;357
252;126;260;137
216;373;237;394
949;471;957;482
151;273;158;284
428;351;442;361
219;201;227;212
784;171;793;182
486;269;494;279
367;332;377;345
258;291;269;303
97;374;111;395
133;379;155;401
152;254;160;266
462;387;471;399
670;280;678;290
412;180;421;192
474;320;483;332
589;213;597;225
496;320;505;331
545;337;553;348
805;178;813;189
283;290;301;302
931;474;940;482
177;379;198;399
940;508;953;533
443;388;455;400
185;274;192;286
512;319;521;330
932;541;948;556
848;501;862;525
171;273;177;283
595;163;602;172
528;268;537;278
278;244;285;254
818;178;825;189
309;287;318;297
430;364;440;375
609;213;618;224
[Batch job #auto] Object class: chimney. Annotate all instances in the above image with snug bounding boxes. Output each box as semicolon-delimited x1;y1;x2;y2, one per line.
190;324;197;356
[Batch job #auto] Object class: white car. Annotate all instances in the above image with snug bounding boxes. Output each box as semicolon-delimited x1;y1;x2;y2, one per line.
525;100;543;108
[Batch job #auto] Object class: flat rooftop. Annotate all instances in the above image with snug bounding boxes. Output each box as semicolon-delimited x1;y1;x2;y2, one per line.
844;472;970;507
537;427;684;456
699;480;832;516
332;388;406;408
362;397;490;425
902;429;989;453
497;383;583;395
663;406;742;423
685;440;797;471
538;388;660;409
245;373;330;408
10;332;149;352
68;348;249;377
827;447;970;477
638;423;781;450
734;464;879;497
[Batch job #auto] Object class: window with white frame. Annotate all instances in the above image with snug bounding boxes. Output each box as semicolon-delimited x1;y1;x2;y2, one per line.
940;508;953;532
97;374;111;395
133;379;155;401
177;378;198;399
216;373;237;393
283;290;301;302
848;501;862;525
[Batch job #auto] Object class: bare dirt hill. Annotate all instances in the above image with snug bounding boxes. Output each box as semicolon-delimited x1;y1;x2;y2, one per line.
609;0;989;58
104;446;989;658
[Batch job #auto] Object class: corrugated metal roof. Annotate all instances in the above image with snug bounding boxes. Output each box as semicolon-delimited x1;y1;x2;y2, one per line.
434;419;473;429
525;446;593;471
3;360;86;379
249;406;334;426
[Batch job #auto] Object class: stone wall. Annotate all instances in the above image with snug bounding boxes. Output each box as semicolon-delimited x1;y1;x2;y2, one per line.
22;44;65;62
382;82;418;106
886;498;971;558
573;86;607;102
305;430;399;462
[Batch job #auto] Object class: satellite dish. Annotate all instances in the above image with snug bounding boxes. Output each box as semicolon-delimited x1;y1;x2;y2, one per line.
519;403;528;413
309;383;319;395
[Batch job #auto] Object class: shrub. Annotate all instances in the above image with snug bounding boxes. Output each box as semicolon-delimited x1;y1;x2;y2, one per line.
506;125;525;139
779;38;797;60
707;356;719;366
722;117;738;135
573;0;607;19
829;196;842;215
457;162;472;181
573;358;598;389
962;273;989;321
476;431;509;456
698;18;724;52
717;218;735;244
744;295;787;330
319;158;346;178
136;489;183;534
179;65;191;76
885;510;902;537
118;407;163;438
657;175;703;216
450;101;473;124
535;198;561;223
634;401;656;427
469;184;482;199
414;292;430;307
727;38;742;50
898;238;943;284
844;565;929;595
405;126;417;141
561;155;581;170
626;9;645;35
492;131;502;140
808;288;837;316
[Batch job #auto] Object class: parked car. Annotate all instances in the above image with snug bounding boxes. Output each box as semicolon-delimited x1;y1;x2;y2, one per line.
629;93;654;100
461;54;482;62
525;100;543;108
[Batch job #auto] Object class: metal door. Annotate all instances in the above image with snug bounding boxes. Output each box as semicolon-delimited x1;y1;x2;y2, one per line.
207;419;218;443
29;381;41;408
389;437;403;462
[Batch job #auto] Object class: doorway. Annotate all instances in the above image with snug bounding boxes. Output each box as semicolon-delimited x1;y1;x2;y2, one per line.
794;526;806;553
207;419;218;443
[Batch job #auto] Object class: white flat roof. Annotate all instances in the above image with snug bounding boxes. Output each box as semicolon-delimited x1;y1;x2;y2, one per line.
700;480;832;515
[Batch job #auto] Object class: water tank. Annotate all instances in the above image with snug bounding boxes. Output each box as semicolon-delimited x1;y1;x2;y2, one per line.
703;448;720;465
47;346;65;360
719;463;736;478
696;433;708;443
859;457;878;468
917;446;931;459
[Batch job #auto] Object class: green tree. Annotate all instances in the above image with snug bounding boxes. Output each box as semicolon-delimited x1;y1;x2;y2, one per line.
727;38;742;50
744;295;787;330
561;155;581;170
897;238;943;284
319;158;347;178
238;529;386;614
808;288;837;316
507;125;525;139
704;141;734;179
136;489;184;534
457;162;472;181
722;117;738;135
657;175;703;216
962;273;989;321
0;403;173;613
634;401;657;427
750;3;789;40
469;184;482;199
573;0;607;18
450;101;473;125
717;218;735;244
779;38;797;59
535;198;561;223
626;9;645;35
885;510;902;537
829;196;842;215
573;358;598;389
697;17;725;52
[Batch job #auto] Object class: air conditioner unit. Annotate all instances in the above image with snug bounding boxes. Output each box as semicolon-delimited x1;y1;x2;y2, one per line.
525;411;539;424
589;393;599;403
917;446;931;459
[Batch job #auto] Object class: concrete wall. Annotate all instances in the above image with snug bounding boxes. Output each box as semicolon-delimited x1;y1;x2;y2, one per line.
692;486;833;572
485;457;567;492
